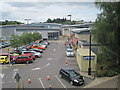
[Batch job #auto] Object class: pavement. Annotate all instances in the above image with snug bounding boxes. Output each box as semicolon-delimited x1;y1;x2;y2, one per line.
81;71;120;89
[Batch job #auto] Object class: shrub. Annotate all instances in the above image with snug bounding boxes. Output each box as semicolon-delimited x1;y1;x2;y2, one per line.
96;70;107;77
106;70;118;77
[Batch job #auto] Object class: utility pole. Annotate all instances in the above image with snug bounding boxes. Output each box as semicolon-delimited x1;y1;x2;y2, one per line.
67;15;72;39
67;14;72;61
88;30;91;75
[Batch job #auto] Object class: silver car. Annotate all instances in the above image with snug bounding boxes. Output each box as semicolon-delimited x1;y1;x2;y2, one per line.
22;51;42;58
66;49;74;57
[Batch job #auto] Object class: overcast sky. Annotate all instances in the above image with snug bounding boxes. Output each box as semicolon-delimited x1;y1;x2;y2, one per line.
1;1;101;23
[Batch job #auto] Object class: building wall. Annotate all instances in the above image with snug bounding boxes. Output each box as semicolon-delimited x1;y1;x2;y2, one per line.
0;24;62;40
76;48;97;72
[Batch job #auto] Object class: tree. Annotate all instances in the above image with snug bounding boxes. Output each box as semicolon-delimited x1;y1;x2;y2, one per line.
10;32;42;48
93;1;120;73
0;20;24;25
10;35;21;48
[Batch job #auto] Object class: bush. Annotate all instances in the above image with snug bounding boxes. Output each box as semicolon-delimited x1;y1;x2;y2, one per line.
106;70;118;77
96;70;107;77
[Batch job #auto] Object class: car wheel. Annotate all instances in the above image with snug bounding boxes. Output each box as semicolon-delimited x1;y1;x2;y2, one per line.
26;61;29;64
70;81;73;85
3;62;6;64
31;59;33;63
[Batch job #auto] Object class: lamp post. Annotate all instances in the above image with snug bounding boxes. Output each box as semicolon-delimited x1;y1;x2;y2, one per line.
88;30;91;75
24;19;31;24
67;15;72;38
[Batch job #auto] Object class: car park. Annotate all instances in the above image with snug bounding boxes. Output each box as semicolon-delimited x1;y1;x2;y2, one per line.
13;54;34;64
66;49;74;57
0;56;9;64
59;68;84;86
22;51;42;58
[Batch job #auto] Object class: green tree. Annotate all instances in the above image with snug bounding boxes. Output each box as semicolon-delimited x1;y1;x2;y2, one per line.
10;35;21;48
93;1;120;74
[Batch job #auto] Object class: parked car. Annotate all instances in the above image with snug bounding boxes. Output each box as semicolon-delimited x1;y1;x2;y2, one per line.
31;45;45;50
29;48;43;53
13;54;34;64
22;51;42;58
0;56;9;64
66;49;74;57
59;68;84;86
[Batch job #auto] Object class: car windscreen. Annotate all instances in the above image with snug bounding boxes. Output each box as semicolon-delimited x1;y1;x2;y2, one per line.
0;58;4;60
69;70;79;77
24;52;33;54
67;50;73;52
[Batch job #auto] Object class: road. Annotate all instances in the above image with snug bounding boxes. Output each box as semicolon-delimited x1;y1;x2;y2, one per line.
0;40;93;89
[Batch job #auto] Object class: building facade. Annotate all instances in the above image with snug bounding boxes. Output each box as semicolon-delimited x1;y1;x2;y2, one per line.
0;23;62;40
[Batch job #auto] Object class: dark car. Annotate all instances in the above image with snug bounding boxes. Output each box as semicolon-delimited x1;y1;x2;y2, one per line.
59;68;84;86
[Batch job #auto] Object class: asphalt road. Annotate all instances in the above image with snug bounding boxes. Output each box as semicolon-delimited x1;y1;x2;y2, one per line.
1;40;93;89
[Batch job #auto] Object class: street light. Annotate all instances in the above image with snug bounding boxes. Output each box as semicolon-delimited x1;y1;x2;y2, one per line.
88;30;91;75
67;15;72;38
24;19;31;24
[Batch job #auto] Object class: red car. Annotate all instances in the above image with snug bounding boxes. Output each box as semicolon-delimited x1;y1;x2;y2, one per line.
13;54;34;64
24;53;36;60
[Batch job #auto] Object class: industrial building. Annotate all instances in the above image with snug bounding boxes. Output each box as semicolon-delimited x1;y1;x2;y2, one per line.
0;23;62;40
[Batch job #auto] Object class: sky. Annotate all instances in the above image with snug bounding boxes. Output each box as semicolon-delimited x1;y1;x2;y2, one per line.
0;1;101;23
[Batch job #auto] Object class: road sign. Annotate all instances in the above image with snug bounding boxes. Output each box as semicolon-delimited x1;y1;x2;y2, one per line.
14;73;21;82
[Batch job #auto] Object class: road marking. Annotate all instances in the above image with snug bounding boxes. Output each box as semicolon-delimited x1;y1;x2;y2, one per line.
31;68;41;71
47;58;52;60
0;81;16;84
31;63;49;71
54;49;56;52
55;75;67;90
38;78;45;90
0;73;4;78
42;63;50;68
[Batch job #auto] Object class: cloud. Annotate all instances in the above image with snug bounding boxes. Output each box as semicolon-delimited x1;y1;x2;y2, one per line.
1;2;100;22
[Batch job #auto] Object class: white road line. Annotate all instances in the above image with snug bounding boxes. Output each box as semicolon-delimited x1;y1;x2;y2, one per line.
31;68;41;71
55;75;67;90
0;73;4;78
38;78;45;90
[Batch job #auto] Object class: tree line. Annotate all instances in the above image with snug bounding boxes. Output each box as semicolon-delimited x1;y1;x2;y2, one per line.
93;1;120;76
46;18;76;25
0;20;24;25
10;32;42;48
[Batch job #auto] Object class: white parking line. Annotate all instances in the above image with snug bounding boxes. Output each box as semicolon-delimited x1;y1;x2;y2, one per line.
0;73;4;78
38;78;45;90
31;68;41;71
55;75;67;90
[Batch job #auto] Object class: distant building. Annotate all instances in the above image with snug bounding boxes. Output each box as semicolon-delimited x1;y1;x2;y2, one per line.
0;23;62;40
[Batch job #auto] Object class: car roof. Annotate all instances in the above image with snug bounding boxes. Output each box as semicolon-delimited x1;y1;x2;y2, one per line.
18;54;30;56
0;56;7;58
61;68;75;71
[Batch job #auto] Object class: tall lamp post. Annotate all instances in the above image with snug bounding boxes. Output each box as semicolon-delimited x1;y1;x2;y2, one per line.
67;15;72;39
88;30;91;75
24;19;31;24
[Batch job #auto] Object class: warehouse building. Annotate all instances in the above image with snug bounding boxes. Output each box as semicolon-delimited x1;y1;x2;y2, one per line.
0;23;62;40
